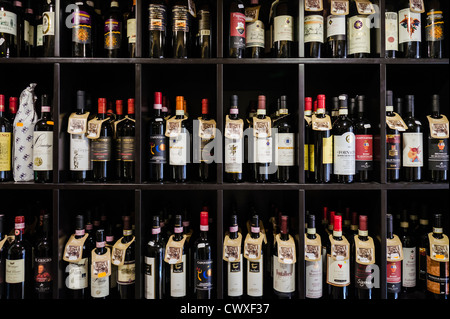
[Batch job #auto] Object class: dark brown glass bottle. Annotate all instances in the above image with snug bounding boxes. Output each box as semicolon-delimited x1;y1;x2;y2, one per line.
104;0;123;58
117;216;135;299
425;0;444;59
402;95;423;182
196;0;211;58
385;1;399;58
148;92;167;182
253;95;271;182
193;211;213;299
224;95;243;183
197;99;215;182
148;0;167;58
398;0;422;58
92;98;114;182
0;0;18;57
427;95;448;182
72;0;96;57
42;0;55;57
386;91;401;182
170;96;188;182
354;95;373;182
126;0;136;58
399;211;417;296
172;0;191;58
272;0;294;58
313;94;332;183
304;97;313;182
117;99;136;183
245;0;265;58
274;95;294;182
34;213;52;299
304;1;325;58
325;1;347;58
0;94;12;181
229;0;246;58
347;0;371;58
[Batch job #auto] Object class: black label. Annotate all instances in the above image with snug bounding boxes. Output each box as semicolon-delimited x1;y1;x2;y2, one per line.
249;261;260;273
91;137;112;161
149;4;166;31
173;261;184;273
149;135;167;164
386;134;401;169
356;160;373;171
229;261;241;273
354;263;374;290
120;137;135;162
195;259;213;290
428;137;449;170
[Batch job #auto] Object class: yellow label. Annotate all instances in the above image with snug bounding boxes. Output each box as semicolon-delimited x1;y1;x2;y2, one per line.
304;145;309;171
322;136;333;164
309;144;315;172
0;133;11;171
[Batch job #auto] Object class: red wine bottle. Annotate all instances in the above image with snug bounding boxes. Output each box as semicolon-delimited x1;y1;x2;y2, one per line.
145;215;165;299
42;0;55;57
224;95;243;183
325;2;347;58
246;214;264;299
104;0;123;58
229;0;246;58
399;211;417;295
427;94;448;182
274;95;294;182
385;1;399;58
171;0;191;58
304;97;313;182
347;0;371;58
14;0;24;57
91;229;110;299
305;213;323;299
386;91;401;182
386;214;401;299
117;99;136;182
245;0;265;58
117;216;135;299
126;0;136;58
425;0;444;59
225;214;243;299
0;94;12;181
91;98;114;182
148;0;167;58
170;96;188;182
33;94;54;183
8;96;17;124
6;216;32;299
312;94;332;183
0;214;10;299
398;0;422;58
193;211;213;299
148;92;167;182
34;213;52;299
417;210;430;292
402;95;423;182
72;0;96;57
354;95;373;182
167;214;187;299
196;0;211;58
0;0;18;57
253;95;271;182
272;0;294;58
197;98;215;182
22;0;34;57
304;0;325;58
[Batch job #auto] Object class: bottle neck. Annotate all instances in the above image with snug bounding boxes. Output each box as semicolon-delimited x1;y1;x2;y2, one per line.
229;225;239;240
41;106;52;119
174;225;184;241
358;229;368;240
250;225;260;239
306;227;316;239
433;226;444;239
96;240;106;253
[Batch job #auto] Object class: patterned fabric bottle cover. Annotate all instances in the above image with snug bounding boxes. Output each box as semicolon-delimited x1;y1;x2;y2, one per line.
13;83;38;182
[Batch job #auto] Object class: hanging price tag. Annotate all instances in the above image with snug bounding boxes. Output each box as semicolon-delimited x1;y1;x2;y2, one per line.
428;232;449;262
275;234;296;264
387;234;403;262
164;234;187;264
386;112;408;131
305;233;321;262
111;236;135;266
223;232;242;262
427;115;449;139
91;247;112;279
354;234;376;265
330;0;349;15
63;233;89;263
312;114;332;131
67;112;90;135
86;117;110;139
305;0;323;12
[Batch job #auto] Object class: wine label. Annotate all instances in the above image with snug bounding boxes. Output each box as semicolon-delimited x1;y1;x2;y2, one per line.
387;234;403;262
402;247;417;288
426;11;444;42
72;10;92;44
198;9;210;34
274;15;293;42
0;10;17;36
118;261;136;285
355;134;373;171
386;134;401;170
304;15;324;43
170;254;186;297
149;135;167;164
0;132;11;171
91;137;112;161
354;262;376;290
326;254;350;286
275;133;294;166
275;234;296;264
225;137;243;173
91;247;112;279
428;137;448;171
348;15;371;55
227;257;243;297
172;5;190;32
91;276;109;298
144;256;156;299
386;12;399;51
333;132;355;175
33;131;53;171
246;20;265;48
37;24;43;46
402;132;423;167
112;236;135;266
165;235;187;264
70;134;91;171
308;143;315;171
230;12;246;49
6;259;25;284
273;255;295;293
355;0;375;15
120;136;135;162
387;261;402;292
426;256;449;295
247;258;263;297
253;136;272;163
398;8;422;44
43;11;55;36
305;144;310;172
327;15;346;38
65;258;89;290
322;135;334;164
427;115;449;139
127;18;136;44
305;233;321;262
104;18;121;49
195;259;213;291
305;260;323;298
149;3;167;31
223;232;242;262
34;257;52;291
169;132;187;166
330;0;349;16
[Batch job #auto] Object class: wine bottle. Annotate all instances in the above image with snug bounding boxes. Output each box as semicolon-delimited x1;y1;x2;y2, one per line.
145;215;165;299
427;94;448;182
347;0;371;58
274;95;294;182
148;0;167;58
272;0;294;58
116;216;135;299
148;92;167;182
246;214;264;299
196;98;215;182
385;1;399;58
224;214;243;299
386;91;402;182
42;0;55;57
196;0;211;58
0;214;10;299
354;95;373;182
33;94;54;183
326;214;350;299
386;214;402;299
6;216;32;299
172;0;191;58
193;211;213;299
325;0;347;58
398;0;422;58
0;0;18;57
273;215;296;299
333;94;355;183
8;96;17;124
34;1;43;57
91;229;110;299
305;214;323;299
399;211;417;295
22;0;34;57
126;0;136;58
305;97;313;182
104;0;123;58
166;214;188;299
224;95;244;183
312;94;332;183
91;98;114;182
170;96;188;182
0;94;12;182
253;95;271;182
72;0;96;57
70;90;92;182
417;209;430;292
245;0;265;58
34;213;52;299
117;98;136;182
353;215;376;299
402;95;423;182
304;0;325;58
425;0;444;59
425;213;449;300
229;0;246;58
13;0;24;57
331;96;339;124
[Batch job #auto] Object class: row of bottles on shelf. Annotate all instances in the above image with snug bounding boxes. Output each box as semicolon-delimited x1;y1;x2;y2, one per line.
1;0;445;59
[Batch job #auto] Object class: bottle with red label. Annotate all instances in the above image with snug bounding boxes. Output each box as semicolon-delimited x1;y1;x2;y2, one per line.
353;95;373;182
34;213;53;299
386;214;402;299
229;0;246;58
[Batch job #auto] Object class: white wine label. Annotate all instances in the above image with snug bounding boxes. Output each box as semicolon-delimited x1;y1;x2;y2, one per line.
304;15;324;43
246;20;265;48
70;134;91;171
273;256;295;293
227;258;243;297
333;132;355;175
65;258;89;289
327;15;346;38
6;259;25;284
0;10;17;36
402;247;417;288
43;11;55;36
169;132;187;165
33;131;53;171
275;133;294;166
327;255;350;286
274;15;293;42
91;276;109;298
144;257;156;299
225;138;243;173
398;8;421;43
254;137;272;163
385;12;399;51
127;18;137;43
402;132;423;167
348;15;370;55
0;132;11;171
118;261;136;284
37;24;43;46
247;258;263;297
170;254;186;297
305;260;323;298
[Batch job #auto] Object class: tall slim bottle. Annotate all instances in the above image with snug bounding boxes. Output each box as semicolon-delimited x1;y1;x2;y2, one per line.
224;214;243;299
170;96;188;182
272;0;294;58
145;215;165;299
72;0;96;57
193;211;213;299
399;211;417;295
0;0;18;57
304;97;313;182
253;95;271;182
91;229;110;299
117;216;135;299
305;214;323;299
117;98;136;182
325;0;347;58
304;0;325;58
425;0;444;59
313;94;332;183
104;0;123;58
274;95;295;182
148;92;167;182
0;94;12;181
402;95;423;182
34;213;52;299
427;94;448;182
229;0;246;58
197;98;215;182
385;1;399;58
196;0;211;58
224;95;243;183
398;0;422;58
273;215;295;299
246;214;264;299
148;0;167;58
126;0;136;58
0;214;9;299
167;214;187;299
386;91;401;182
172;0;191;58
42;0;55;56
354;95;373;182
386;214;402;299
